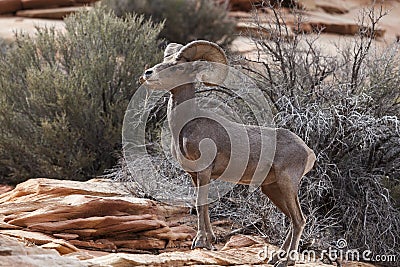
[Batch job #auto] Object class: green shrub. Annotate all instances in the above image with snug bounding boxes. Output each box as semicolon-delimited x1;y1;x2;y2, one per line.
0;37;12;55
0;6;163;184
103;0;235;46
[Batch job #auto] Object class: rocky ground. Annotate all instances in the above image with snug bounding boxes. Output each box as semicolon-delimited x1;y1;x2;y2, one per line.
1;0;400;47
0;178;378;266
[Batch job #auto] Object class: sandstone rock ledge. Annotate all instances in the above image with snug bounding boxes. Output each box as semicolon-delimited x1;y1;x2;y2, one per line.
0;233;376;267
0;178;196;254
0;234;83;267
0;178;377;267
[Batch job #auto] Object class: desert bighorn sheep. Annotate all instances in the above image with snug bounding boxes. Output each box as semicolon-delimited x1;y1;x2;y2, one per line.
140;40;316;267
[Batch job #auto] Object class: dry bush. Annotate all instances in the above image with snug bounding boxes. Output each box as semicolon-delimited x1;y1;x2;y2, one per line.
110;1;399;264
223;1;399;264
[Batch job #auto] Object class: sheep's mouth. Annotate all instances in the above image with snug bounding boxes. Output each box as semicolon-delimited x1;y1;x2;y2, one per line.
140;74;158;82
140;76;156;84
139;77;161;87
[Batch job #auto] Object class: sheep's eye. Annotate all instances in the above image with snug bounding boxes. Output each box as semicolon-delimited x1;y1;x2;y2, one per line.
145;70;153;76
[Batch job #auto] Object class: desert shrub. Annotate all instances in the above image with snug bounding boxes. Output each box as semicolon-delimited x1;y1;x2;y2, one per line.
0;6;163;184
109;1;399;265
102;0;235;46
213;2;399;264
0;37;12;55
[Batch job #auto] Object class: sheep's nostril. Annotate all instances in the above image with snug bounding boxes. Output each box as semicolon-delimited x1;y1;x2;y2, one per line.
144;69;153;76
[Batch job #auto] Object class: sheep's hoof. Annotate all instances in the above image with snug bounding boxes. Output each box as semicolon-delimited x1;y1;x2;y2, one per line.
208;231;217;244
271;259;295;267
268;249;297;266
191;232;215;250
268;256;278;265
273;260;289;267
268;252;282;265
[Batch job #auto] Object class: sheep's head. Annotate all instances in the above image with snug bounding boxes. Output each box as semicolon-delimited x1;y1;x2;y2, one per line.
140;40;228;90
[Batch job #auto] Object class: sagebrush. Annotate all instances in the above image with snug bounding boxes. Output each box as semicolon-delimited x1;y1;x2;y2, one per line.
0;7;163;184
103;0;235;46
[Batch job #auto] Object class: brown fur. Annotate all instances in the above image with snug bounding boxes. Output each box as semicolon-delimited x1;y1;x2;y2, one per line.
141;41;316;267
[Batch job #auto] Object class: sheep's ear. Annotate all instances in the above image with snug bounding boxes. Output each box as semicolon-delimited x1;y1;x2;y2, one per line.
176;40;228;65
163;43;183;61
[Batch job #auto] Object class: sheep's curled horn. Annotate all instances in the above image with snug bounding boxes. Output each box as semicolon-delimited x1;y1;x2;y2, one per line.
176;40;228;65
174;40;229;86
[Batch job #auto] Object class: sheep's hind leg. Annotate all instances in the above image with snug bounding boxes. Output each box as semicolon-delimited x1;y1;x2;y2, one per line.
191;168;215;250
262;178;305;267
262;182;292;266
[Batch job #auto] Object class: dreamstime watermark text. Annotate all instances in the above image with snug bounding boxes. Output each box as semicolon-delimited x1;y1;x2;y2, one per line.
257;239;397;263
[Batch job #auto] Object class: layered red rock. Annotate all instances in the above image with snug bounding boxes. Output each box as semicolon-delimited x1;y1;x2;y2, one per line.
16;6;92;19
0;184;13;194
0;178;380;266
0;230;378;267
20;0;75;9
0;0;99;20
0;0;22;14
82;234;378;267
228;0;263;11
227;0;319;11
0;178;196;253
315;0;349;14
0;234;83;266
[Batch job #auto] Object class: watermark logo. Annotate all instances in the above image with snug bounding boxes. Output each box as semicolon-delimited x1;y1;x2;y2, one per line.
336;238;347;249
257;239;397;263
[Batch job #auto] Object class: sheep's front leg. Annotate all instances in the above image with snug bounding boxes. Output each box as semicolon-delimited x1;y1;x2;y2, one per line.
191;168;215;250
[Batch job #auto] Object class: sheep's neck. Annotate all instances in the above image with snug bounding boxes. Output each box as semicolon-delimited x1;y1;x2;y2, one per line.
167;83;197;136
